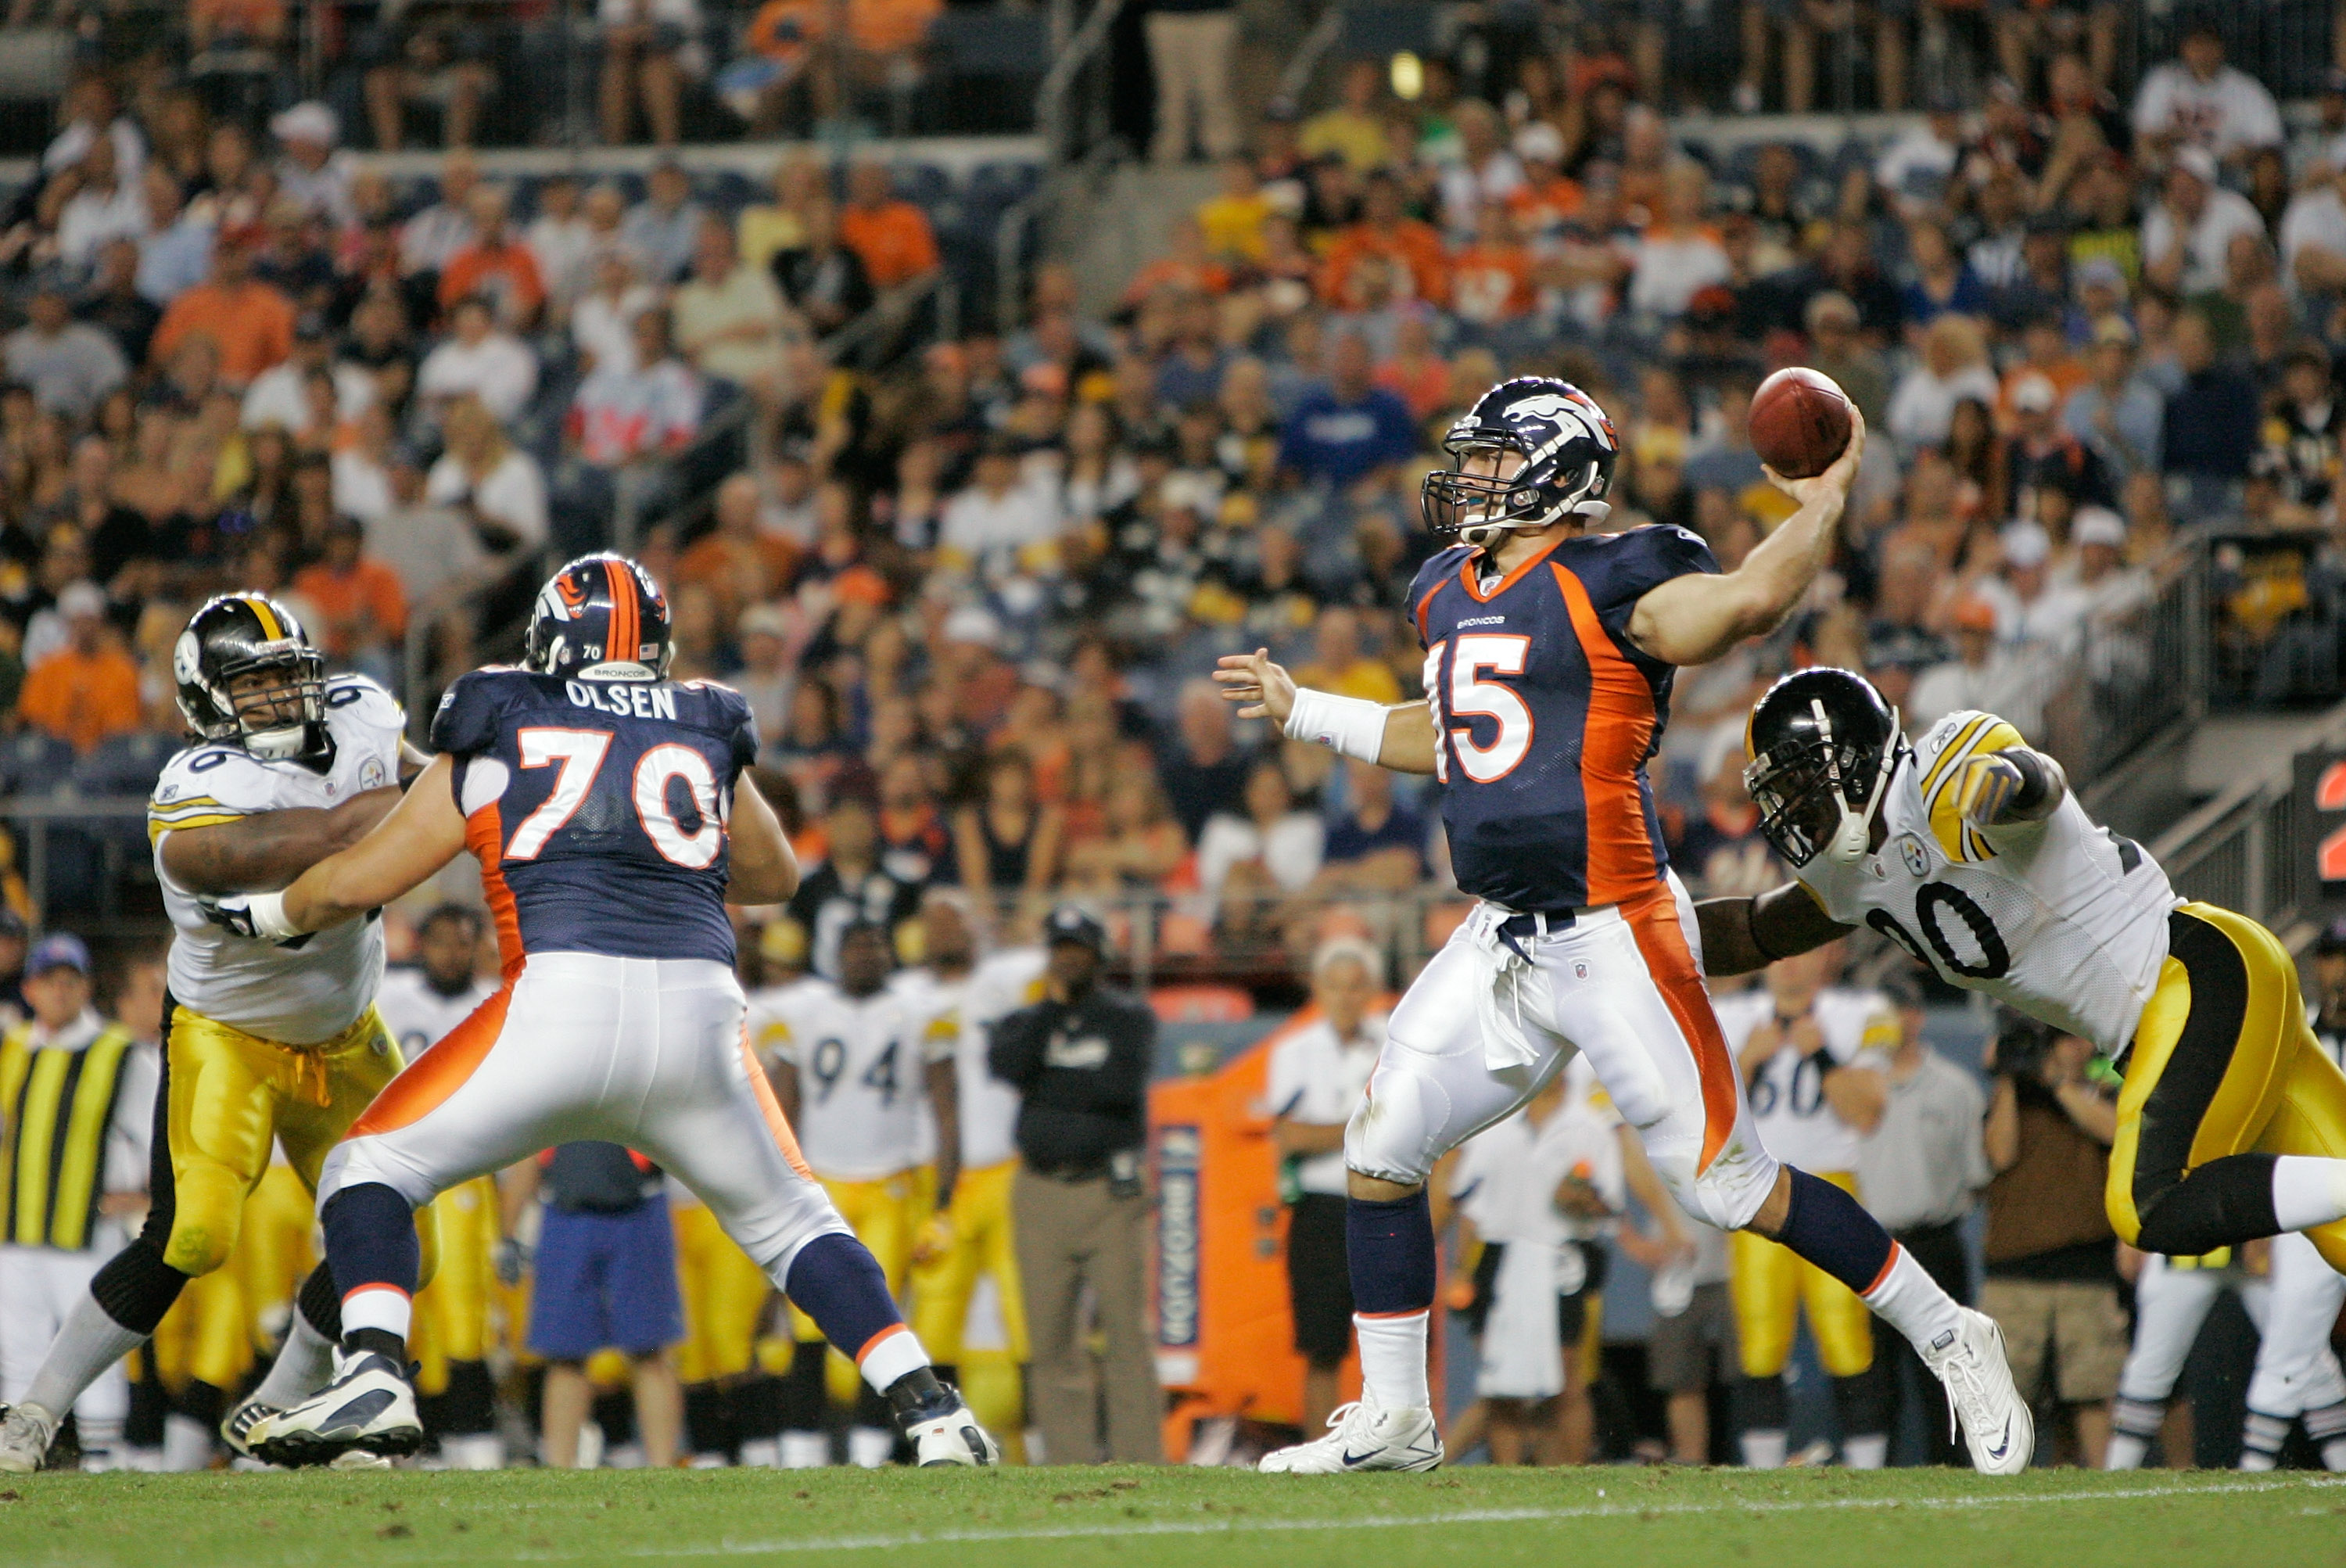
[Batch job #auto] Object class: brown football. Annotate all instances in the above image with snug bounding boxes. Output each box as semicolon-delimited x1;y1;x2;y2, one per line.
1749;367;1854;481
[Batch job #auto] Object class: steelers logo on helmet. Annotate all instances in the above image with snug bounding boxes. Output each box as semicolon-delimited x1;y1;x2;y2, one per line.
1422;375;1620;550
526;552;675;683
1742;667;1907;868
174;592;332;764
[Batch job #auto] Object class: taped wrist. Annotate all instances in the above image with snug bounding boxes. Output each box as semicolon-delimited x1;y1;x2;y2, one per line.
1284;688;1386;764
2003;748;2064;818
246;890;301;942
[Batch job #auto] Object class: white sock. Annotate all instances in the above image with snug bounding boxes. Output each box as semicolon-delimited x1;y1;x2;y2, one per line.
251;1307;338;1408
1353;1311;1430;1411
340;1285;412;1342
161;1412;213;1472
23;1293;145;1416
1741;1429;1787;1468
780;1430;830;1467
1841;1433;1887;1469
856;1326;930;1396
2105;1432;2150;1470
847;1425;895;1468
2322;1438;2346;1473
737;1437;780;1468
443;1433;505;1470
2272;1157;2346;1233
1860;1245;1964;1358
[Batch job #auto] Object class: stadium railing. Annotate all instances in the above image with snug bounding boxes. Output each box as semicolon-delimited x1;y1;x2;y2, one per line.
2150;701;2346;945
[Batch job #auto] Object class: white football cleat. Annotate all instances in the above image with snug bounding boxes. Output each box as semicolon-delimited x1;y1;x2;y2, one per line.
1258;1397;1443;1473
253;1351;423;1469
0;1403;58;1474
221;1397;281;1462
903;1391;999;1466
1924;1307;2033;1476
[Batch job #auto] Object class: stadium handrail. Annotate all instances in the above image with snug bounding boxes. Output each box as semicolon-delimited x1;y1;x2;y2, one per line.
1036;0;1130;165
2150;698;2346;947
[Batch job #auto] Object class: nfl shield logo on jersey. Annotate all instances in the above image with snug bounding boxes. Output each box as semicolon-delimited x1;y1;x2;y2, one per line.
1898;834;1931;877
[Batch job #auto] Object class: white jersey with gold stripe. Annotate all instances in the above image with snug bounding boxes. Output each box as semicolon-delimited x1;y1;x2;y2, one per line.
748;977;952;1182
1793;709;2180;1053
149;674;406;1044
1714;985;1894;1174
895;947;1048;1172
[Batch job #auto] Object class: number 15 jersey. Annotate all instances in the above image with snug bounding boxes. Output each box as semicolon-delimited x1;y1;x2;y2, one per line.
1791;710;2180;1053
432;667;757;968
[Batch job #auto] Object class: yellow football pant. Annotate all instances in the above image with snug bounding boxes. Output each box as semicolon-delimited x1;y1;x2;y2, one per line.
909;1158;1028;1364
162;1005;436;1287
232;1161;315;1356
675;1200;772;1385
411;1178;498;1398
793;1172;919;1408
146;1257;250;1395
1730;1170;1875;1379
2110;902;2346;1274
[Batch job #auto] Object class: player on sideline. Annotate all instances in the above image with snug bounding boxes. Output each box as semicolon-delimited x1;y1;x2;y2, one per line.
0;594;435;1475
1216;377;2030;1476
210;554;995;1469
1713;669;2346;1370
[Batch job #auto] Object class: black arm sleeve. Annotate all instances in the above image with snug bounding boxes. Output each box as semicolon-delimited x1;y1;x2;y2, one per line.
987;1003;1050;1089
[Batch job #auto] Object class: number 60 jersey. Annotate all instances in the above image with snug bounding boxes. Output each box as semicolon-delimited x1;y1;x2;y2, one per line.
432;666;757;967
1791;710;2182;1054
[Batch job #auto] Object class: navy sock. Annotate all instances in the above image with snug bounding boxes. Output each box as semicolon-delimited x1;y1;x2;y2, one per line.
1774;1168;1895;1296
1347;1190;1437;1315
784;1232;905;1361
321;1182;421;1301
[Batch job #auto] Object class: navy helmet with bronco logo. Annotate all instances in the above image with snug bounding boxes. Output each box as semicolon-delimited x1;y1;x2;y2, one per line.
1420;375;1620;548
525;553;673;682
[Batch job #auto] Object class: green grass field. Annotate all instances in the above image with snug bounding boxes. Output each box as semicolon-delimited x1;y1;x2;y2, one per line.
3;1464;2344;1568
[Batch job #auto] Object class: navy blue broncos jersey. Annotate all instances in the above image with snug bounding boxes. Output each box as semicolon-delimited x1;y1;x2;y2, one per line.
432;667;758;966
1410;524;1717;912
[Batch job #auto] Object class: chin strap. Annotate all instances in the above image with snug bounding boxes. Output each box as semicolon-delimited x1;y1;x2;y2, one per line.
1812;698;1902;866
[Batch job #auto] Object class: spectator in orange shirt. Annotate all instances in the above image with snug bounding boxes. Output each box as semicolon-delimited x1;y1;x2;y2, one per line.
838;161;939;290
1449;200;1536;326
1506;121;1584;240
149;235;296;387
437;185;547;330
292;515;409;678
14;583;140;755
1372;310;1451;423
1118;217;1231;310
674;472;798;629
1319;171;1448;310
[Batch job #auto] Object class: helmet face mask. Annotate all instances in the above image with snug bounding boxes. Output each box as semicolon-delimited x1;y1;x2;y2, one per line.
1421;377;1618;550
1742;669;1903;869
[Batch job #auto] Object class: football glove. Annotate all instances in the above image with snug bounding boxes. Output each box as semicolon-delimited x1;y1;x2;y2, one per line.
1955;752;2027;828
199;890;303;944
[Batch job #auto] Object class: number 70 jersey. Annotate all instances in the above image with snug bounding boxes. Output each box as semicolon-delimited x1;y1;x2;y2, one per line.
1792;710;2182;1053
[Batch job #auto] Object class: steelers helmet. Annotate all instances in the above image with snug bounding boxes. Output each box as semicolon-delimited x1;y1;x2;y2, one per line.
1421;375;1620;548
174;593;330;763
1742;667;1905;868
525;553;673;681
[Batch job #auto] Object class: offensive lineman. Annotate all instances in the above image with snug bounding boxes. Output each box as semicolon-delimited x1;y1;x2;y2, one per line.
1217;378;2029;1475
372;905;505;1469
209;555;995;1469
0;595;434;1473
757;917;959;1466
1715;669;2346;1391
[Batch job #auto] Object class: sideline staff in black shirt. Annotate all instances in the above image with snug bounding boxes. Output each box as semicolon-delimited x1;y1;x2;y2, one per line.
988;907;1154;1179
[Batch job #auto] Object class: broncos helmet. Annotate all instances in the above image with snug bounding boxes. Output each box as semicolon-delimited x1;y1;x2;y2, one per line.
174;593;330;764
1421;376;1620;549
525;553;673;681
1742;667;1907;869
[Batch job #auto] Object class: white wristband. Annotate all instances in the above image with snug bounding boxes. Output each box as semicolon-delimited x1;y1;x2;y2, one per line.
1284;688;1387;765
246;890;302;943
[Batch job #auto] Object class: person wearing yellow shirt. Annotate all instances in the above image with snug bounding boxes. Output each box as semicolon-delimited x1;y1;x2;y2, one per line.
1196;155;1273;264
1300;59;1389;174
1293;607;1402;705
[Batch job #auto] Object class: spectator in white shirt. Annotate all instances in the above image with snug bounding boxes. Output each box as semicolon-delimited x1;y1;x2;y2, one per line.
243;314;374;433
332;403;399;525
135;166;213;307
1196;756;1324;920
268;102;357;231
52;136;147;278
1874;104;1966;218
5;276;126;419
1975;521;2091;655
1886;314;2000;454
1907;596;2047;737
418;294;539;423
426;393;550;565
1627;162;1731;319
42;74;143;181
1268;938;1386;1433
938;437;1064;582
2143;146;2268;298
400;149;482;279
2281;161;2346;300
1436;99;1524;239
526;174;598;319
572;246;658;374
2131;22;2283;167
566;305;703;468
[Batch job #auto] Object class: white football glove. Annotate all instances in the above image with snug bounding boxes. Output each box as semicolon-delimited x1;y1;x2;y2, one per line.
199;891;303;944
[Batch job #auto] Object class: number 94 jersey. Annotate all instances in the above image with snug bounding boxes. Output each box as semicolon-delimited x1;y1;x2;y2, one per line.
748;977;953;1182
432;667;757;967
1792;711;2181;1053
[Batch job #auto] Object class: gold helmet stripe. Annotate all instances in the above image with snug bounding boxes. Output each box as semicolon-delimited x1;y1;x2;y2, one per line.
243;595;285;641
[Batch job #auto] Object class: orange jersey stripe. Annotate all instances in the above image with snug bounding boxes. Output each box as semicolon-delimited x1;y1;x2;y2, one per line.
1620;884;1739;1175
350;983;513;1139
602;558;637;667
465;802;526;979
741;1027;816;1182
1459;534;1564;604
1554;563;1660;905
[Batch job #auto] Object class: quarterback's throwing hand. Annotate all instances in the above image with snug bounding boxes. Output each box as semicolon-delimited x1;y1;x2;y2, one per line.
1212;648;1297;725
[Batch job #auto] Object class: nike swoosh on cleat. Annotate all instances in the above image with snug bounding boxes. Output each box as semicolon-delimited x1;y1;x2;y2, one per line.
1341;1450;1378;1466
321;1390;397;1434
1984;1419;2011;1460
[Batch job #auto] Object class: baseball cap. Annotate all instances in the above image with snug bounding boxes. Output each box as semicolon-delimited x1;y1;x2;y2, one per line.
1043;905;1107;953
269;101;338;147
26;933;89;978
2072;506;2126;549
2001;521;2052;569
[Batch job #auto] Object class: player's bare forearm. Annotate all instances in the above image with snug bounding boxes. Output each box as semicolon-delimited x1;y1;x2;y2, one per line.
1626;404;1865;666
1377;701;1438;774
1273;1118;1347;1158
161;786;407;896
1211;650;1440;776
924;1057;960;1208
283;755;468;931
724;773;800;904
1693;882;1852;977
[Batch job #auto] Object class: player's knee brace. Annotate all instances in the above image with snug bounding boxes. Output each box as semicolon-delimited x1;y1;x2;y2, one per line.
1341;1064;1451;1188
